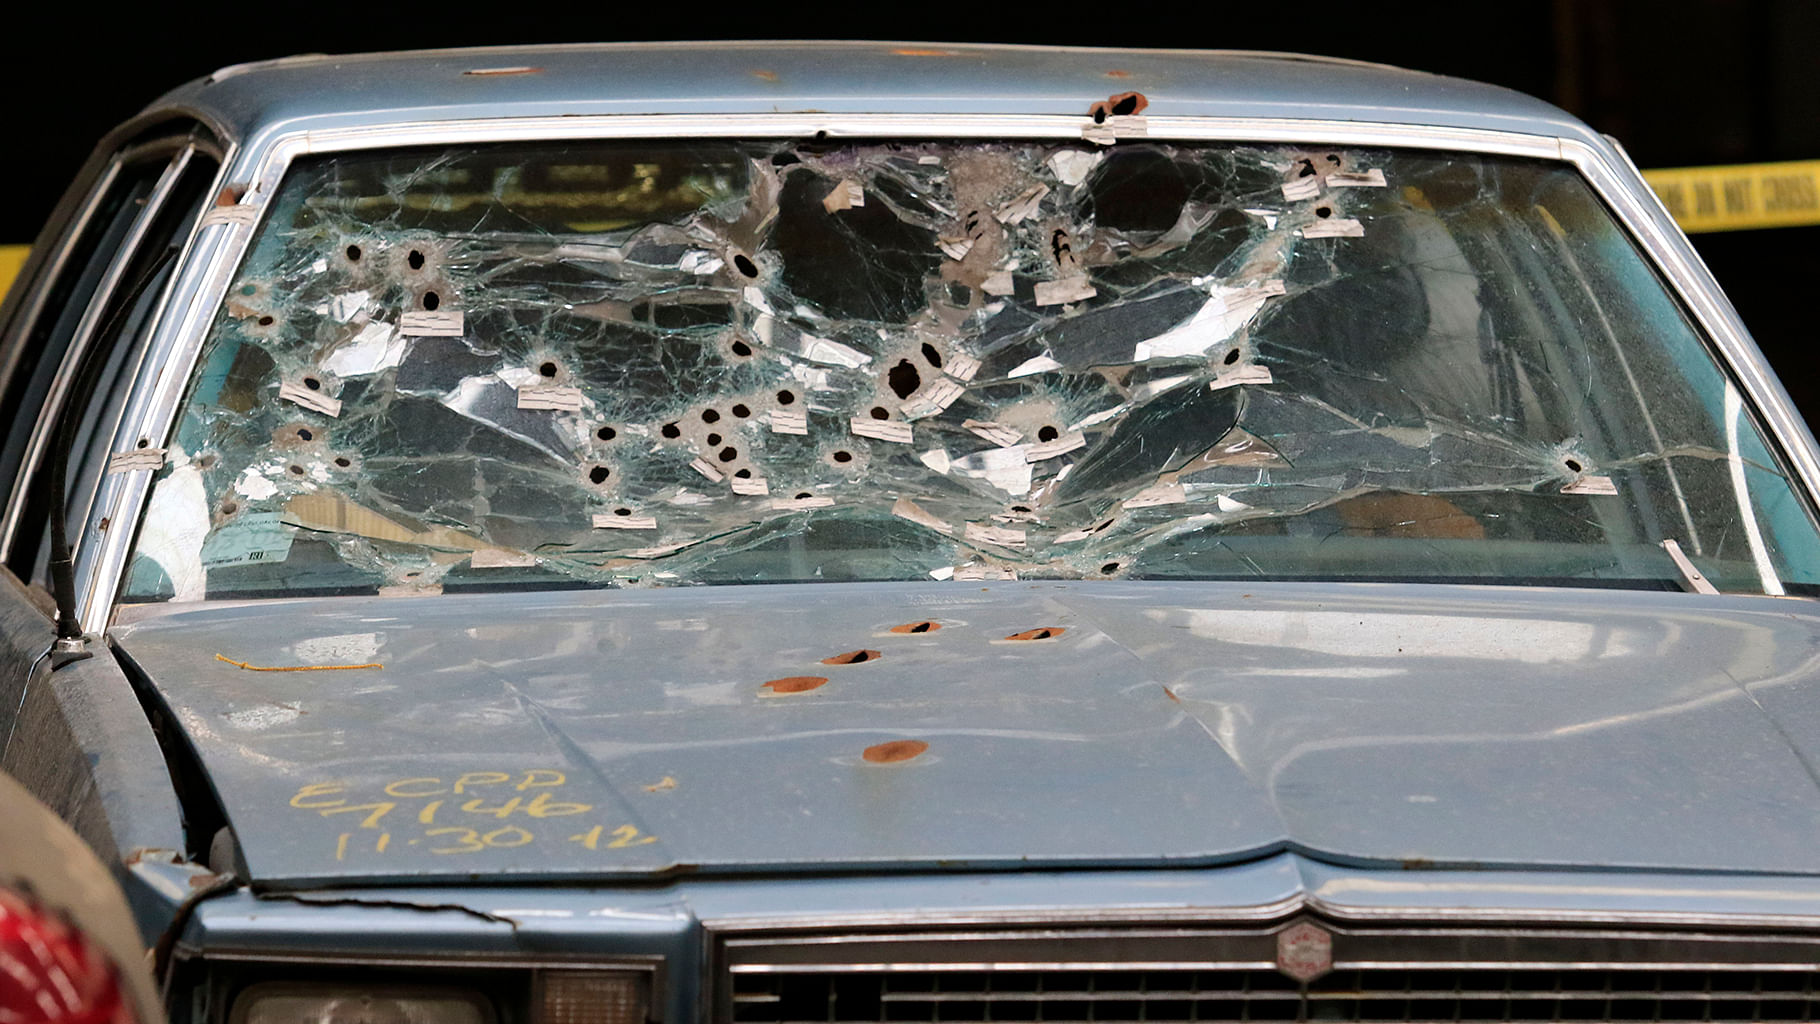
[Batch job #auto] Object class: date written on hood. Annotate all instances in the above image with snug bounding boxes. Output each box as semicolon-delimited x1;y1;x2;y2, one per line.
286;770;658;862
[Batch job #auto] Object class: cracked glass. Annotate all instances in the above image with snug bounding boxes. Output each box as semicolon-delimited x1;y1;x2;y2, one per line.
121;139;1820;599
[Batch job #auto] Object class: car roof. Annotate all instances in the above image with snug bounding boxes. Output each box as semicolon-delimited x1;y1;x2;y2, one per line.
149;41;1598;147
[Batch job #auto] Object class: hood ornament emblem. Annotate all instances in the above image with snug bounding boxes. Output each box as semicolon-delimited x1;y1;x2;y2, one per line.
1275;920;1334;983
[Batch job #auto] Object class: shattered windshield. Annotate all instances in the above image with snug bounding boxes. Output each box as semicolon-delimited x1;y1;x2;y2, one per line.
123;138;1820;599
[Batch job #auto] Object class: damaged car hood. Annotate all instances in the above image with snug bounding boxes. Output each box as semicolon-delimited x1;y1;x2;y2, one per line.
110;581;1820;888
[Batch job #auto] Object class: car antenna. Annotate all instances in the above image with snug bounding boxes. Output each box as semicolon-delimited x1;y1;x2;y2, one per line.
46;245;179;662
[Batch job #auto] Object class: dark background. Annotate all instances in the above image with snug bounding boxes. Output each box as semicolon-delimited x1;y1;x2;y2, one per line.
8;0;1815;418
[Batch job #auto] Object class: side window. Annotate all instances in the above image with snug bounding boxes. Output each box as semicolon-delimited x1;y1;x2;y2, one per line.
0;136;218;589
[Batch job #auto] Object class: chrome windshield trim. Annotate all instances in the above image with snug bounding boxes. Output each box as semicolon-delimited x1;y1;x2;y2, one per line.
80;111;1814;631
75;145;238;632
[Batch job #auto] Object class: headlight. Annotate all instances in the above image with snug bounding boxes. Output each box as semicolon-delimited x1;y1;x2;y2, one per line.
229;983;494;1024
538;972;651;1024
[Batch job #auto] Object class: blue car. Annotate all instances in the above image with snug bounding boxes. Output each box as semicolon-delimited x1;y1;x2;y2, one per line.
4;41;1820;1024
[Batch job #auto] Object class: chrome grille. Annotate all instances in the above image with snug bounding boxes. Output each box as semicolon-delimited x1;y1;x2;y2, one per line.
731;967;1820;1022
718;923;1820;1024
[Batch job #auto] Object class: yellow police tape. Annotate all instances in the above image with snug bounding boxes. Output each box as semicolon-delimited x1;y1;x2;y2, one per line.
0;162;1815;299
1641;160;1820;234
0;245;26;302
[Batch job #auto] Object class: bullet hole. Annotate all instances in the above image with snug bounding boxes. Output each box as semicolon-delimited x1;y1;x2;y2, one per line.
1010;505;1032;513
862;739;928;763
707;433;723;446
889;620;941;633
588;465;611;484
221;500;239;515
718;447;739;462
702;408;721;423
1326;153;1342;165
407;249;425;270
295;428;313;441
333;456;352;468
869;406;890;420
614;507;633;516
344;244;362;261
733;468;752;479
135;438;151;449
946;283;970;306
1315;206;1333;219
1564;458;1584;473
813;129;828;141
832;450;853;463
596;425;617;441
661;423;681;439
1091;518;1115;533
1100;562;1121;574
1004;627;1066;641
733;253;759;278
1296;158;1317;178
302;376;322;391
422;291;441;311
921;342;943;368
1223;348;1241;365
538;361;558;377
776;389;797;405
887;359;922;399
731;403;751;418
257;315;275;327
730;339;754;357
761;675;828;695
1087;91;1148;122
287;464;305;476
822;649;881;665
1036;425;1060;442
198;453;217;469
795;492;813;499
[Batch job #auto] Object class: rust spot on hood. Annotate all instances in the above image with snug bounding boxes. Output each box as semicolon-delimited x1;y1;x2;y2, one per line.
822;649;882;665
863;739;930;763
888;620;941;634
761;675;828;695
1003;627;1066;641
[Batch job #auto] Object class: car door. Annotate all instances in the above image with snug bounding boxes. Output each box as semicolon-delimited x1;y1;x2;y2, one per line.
0;120;219;829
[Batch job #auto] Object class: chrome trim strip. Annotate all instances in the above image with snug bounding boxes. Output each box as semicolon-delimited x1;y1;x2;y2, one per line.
697;895;1308;933
75;146;238;631
78;111;1813;632
0;157;123;560
176;946;663;970
0;152;185;570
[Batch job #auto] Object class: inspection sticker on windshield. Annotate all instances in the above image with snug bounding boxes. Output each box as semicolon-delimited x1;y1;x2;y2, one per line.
200;511;295;568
